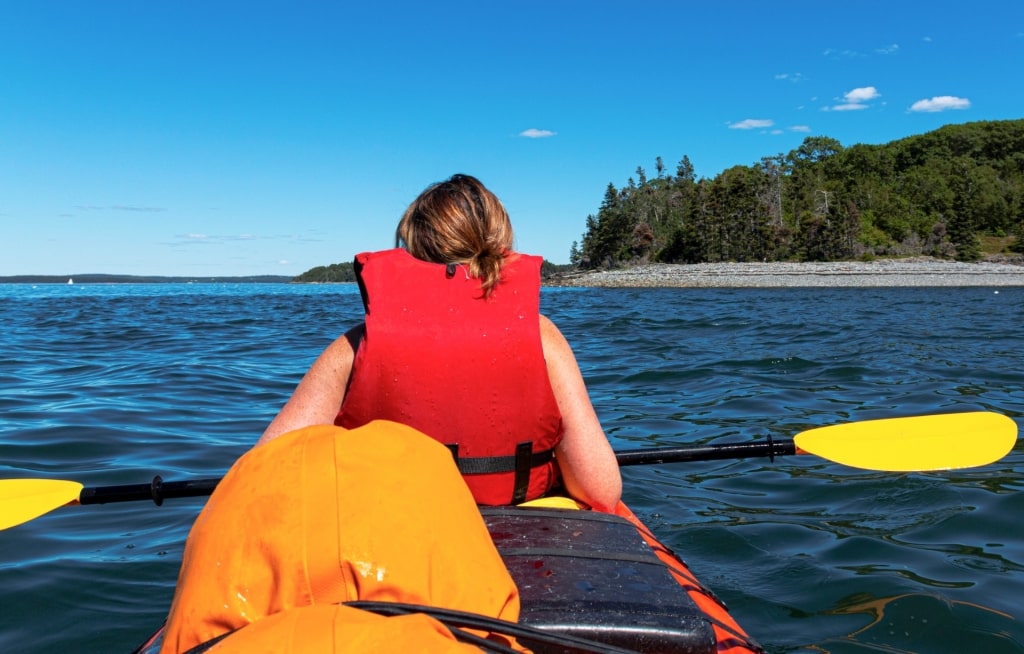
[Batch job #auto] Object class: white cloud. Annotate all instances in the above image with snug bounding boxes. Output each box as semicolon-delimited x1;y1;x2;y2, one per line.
844;86;880;103
823;87;880;111
789;125;811;132
909;95;971;112
278;259;290;266
875;44;900;55
519;128;556;138
729;119;774;130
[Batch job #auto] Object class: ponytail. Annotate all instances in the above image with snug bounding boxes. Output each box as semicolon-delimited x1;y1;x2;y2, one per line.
396;174;514;297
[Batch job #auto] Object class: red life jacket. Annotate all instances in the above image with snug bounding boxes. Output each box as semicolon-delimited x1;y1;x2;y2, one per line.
335;248;564;505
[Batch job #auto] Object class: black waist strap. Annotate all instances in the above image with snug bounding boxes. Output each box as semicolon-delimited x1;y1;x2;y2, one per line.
448;442;555;504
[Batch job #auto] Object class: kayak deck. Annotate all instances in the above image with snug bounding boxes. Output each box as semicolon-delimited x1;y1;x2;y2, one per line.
484;503;758;653
485;505;713;651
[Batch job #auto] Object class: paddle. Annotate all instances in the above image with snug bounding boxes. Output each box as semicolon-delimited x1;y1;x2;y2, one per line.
0;477;220;531
1;411;1016;531
616;411;1018;471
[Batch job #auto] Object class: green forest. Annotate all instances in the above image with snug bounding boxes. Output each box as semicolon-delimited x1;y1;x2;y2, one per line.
571;119;1024;268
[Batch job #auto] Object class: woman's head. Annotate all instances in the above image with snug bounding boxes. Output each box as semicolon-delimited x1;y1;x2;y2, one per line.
396;174;513;296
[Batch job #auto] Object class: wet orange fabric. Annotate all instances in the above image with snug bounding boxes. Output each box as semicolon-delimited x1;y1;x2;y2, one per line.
159;421;520;654
206;605;481;653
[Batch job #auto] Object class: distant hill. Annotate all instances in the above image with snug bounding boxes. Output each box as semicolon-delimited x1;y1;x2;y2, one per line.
0;274;293;284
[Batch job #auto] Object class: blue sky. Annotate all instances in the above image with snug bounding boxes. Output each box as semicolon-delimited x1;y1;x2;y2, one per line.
2;1;1022;276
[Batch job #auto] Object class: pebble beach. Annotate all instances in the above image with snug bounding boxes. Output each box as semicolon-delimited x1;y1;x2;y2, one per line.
547;258;1024;288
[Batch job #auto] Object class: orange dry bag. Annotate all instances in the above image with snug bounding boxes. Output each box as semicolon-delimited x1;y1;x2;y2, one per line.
159;421;520;654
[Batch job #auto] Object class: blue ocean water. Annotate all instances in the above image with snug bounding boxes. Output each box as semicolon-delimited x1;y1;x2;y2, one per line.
0;282;1021;653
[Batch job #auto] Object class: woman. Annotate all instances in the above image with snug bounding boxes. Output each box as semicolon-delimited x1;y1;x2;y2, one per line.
259;174;621;512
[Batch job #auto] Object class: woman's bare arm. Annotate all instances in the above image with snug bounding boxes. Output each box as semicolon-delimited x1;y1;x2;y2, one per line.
540;315;622;512
256;324;364;446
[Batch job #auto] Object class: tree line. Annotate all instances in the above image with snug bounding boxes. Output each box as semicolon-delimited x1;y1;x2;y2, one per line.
292;263;357;283
571;119;1024;268
292;260;572;282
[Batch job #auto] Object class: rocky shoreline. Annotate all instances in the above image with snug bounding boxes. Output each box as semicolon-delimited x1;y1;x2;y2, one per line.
546;257;1024;288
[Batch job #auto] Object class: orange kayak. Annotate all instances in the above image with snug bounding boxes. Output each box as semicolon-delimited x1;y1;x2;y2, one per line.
133;500;760;653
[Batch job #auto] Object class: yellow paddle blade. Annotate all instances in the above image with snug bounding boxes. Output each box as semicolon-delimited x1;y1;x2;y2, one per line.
517;496;584;510
0;479;84;531
794;412;1018;472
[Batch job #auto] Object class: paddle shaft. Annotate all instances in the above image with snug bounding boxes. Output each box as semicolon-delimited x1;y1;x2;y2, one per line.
78;475;219;506
615;437;796;466
76;440;796;506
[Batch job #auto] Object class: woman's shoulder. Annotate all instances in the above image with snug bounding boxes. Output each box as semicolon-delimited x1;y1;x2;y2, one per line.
539;315;570;352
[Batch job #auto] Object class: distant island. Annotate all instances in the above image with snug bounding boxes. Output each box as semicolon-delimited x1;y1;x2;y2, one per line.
290;260;574;283
0;274;294;284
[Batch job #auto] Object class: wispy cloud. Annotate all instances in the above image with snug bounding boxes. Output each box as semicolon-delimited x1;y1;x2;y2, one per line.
769;125;812;135
825;44;900;58
172;233;232;246
775;72;806;83
909;95;971;112
729;119;774;130
519;128;556;138
75;204;168;213
112;205;167;212
822;48;863;59
830;103;871;112
171;231;322;248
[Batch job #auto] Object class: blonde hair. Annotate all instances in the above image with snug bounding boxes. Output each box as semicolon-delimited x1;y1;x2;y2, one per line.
396;174;513;297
